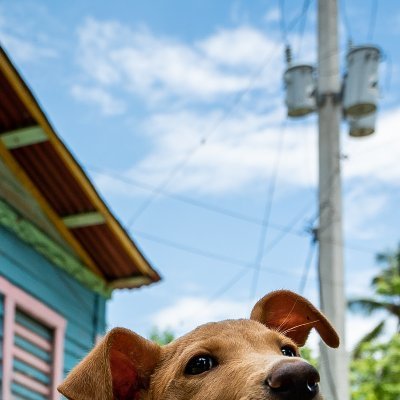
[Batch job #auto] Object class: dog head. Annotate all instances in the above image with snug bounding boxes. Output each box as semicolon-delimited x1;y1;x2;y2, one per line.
58;290;339;400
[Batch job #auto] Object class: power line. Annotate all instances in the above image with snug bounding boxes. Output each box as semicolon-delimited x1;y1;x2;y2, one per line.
132;223;379;309
341;0;353;42
209;267;252;302
307;163;341;229
279;0;288;45
132;227;305;277
89;156;378;259
132;228;249;268
87;164;307;236
367;0;378;42
297;0;312;58
132;221;377;268
298;235;317;294
250;120;286;299
264;200;314;250
89;162;377;263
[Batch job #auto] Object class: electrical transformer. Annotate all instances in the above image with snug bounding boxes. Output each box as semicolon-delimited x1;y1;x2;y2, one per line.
343;45;381;117
284;64;316;117
348;112;376;137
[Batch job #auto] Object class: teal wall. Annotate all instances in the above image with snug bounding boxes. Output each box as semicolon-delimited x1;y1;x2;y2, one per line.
0;225;107;397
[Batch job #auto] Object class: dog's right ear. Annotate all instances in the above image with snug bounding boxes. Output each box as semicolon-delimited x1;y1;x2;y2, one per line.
250;290;339;348
58;327;161;400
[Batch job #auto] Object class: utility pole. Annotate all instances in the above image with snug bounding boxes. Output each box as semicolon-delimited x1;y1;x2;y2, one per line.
317;0;349;399
284;1;381;399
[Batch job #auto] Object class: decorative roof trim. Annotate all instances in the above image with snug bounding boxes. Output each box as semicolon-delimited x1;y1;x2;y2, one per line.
0;199;112;298
0;139;103;277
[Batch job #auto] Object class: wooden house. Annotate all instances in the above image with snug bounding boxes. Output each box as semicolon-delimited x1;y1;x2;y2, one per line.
0;47;160;399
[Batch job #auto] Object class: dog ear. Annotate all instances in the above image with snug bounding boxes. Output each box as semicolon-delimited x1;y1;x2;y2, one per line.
250;290;339;348
58;327;161;400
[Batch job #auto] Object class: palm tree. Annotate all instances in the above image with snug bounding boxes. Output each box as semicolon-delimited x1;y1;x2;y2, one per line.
348;245;400;358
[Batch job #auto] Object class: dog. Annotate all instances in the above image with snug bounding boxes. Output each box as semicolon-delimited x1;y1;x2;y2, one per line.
58;290;339;400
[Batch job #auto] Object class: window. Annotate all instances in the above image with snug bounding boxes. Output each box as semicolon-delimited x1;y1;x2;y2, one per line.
0;276;66;399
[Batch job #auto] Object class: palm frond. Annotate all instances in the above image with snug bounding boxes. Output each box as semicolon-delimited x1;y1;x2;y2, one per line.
348;298;387;315
352;320;385;359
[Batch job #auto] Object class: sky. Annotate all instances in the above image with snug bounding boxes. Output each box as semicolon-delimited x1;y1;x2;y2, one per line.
1;0;400;352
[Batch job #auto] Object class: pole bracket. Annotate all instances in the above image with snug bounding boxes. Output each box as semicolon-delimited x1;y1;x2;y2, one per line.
316;92;342;107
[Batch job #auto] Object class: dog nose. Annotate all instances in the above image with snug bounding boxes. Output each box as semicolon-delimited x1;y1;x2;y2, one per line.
266;361;320;399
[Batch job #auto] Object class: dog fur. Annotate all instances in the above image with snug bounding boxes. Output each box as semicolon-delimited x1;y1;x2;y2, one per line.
58;290;339;400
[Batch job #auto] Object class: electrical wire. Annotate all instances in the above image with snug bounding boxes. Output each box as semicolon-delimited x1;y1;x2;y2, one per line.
297;0;311;58
307;164;341;230
263;199;315;251
279;0;288;45
341;0;353;42
87;164;305;235
132;228;250;268
132;215;376;272
367;0;378;42
209;267;253;302
91;161;377;257
131;229;298;277
298;236;317;294
250;120;286;299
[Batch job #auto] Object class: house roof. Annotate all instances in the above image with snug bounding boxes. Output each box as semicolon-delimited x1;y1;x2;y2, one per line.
0;46;160;291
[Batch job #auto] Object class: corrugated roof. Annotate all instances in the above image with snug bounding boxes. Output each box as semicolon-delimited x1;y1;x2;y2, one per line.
0;46;160;289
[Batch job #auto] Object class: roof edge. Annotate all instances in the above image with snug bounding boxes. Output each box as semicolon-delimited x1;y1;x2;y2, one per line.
0;47;160;283
109;275;161;290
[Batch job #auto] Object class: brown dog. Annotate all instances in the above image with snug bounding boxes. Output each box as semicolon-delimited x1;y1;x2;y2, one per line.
58;290;339;400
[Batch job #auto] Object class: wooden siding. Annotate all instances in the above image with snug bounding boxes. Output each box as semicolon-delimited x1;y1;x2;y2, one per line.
0;225;106;397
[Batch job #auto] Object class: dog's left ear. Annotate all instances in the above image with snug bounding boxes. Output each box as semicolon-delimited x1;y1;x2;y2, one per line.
58;327;161;400
250;290;339;348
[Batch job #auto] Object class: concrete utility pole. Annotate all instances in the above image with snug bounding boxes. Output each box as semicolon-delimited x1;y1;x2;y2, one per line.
317;0;349;399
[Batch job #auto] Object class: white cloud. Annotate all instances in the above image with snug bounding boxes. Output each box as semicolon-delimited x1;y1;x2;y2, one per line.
150;296;253;336
0;4;58;63
74;17;284;107
0;33;57;62
198;26;278;68
95;104;400;197
71;84;126;116
95;109;318;196
344;186;387;240
343;107;400;185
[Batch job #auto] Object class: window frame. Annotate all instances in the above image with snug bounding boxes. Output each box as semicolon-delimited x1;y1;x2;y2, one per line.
0;276;66;399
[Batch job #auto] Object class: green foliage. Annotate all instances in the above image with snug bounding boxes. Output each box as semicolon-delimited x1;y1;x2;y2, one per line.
349;246;400;341
349;244;400;400
149;327;175;345
300;346;318;369
351;334;400;400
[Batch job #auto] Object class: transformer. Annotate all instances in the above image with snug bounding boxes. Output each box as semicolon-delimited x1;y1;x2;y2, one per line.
284;64;316;118
348;112;376;138
343;45;381;117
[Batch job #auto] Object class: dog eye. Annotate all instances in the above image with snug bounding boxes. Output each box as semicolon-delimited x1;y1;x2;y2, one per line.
185;355;218;375
281;346;296;357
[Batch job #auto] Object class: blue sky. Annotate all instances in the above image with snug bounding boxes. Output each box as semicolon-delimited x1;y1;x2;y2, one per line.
1;0;400;350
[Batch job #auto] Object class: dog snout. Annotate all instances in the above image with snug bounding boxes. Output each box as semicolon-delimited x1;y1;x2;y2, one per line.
266;360;320;400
